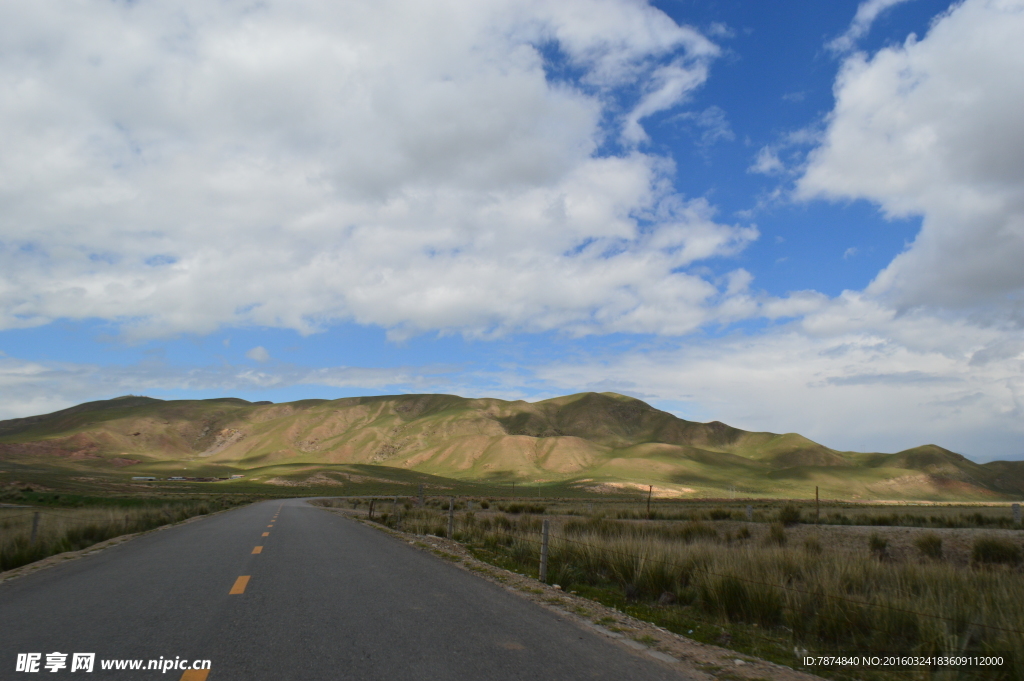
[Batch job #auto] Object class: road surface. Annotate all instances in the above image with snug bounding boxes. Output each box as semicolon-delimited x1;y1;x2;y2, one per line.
1;499;696;680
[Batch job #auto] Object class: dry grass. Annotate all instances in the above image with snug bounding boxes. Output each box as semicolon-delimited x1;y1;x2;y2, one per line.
0;499;248;571
348;500;1024;680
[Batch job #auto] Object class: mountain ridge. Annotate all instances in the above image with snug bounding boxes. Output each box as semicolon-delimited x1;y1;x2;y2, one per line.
1;392;1022;500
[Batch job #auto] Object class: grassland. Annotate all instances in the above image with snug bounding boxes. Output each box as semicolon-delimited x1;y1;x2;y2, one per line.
320;496;1024;681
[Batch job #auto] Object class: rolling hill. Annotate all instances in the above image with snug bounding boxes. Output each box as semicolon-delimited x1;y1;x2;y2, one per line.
1;392;1022;500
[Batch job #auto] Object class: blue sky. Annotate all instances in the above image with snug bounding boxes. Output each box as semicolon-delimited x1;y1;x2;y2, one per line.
2;0;1023;461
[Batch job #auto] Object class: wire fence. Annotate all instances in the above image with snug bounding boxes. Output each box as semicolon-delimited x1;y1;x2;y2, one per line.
359;505;1020;681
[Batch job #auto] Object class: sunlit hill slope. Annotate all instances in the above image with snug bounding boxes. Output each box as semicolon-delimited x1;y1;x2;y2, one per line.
1;392;1022;500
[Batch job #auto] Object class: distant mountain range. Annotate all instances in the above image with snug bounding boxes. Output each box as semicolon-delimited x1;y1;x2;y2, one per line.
2;392;1022;500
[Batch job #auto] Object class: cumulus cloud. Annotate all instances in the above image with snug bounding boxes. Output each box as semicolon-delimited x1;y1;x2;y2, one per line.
800;0;1024;317
0;0;748;341
827;0;918;54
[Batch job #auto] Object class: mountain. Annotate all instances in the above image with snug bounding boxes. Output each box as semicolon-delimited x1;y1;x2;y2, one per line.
1;392;1022;500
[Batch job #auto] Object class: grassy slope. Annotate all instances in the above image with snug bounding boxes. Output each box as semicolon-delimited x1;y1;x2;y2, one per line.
1;393;1022;500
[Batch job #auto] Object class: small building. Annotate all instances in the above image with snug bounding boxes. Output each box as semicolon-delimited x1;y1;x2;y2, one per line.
131;476;156;481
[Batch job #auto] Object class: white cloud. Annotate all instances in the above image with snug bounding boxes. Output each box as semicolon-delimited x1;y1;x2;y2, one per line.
799;0;1024;318
706;23;735;39
0;354;456;420
621;59;714;145
536;295;1024;460
245;346;270;363
828;0;918;54
749;146;784;175
0;0;746;341
673;106;735;149
843;247;859;259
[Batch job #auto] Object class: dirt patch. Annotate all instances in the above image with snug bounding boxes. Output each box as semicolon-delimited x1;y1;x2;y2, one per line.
1;480;55;493
199;428;246;457
576;481;695;497
265;472;348;486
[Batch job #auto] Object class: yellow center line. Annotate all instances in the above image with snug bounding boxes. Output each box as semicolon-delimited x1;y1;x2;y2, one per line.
262;532;269;536
252;546;263;554
180;670;210;681
229;576;250;595
267;524;273;528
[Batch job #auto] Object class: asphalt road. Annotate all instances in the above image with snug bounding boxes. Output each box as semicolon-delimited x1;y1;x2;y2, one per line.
1;499;695;681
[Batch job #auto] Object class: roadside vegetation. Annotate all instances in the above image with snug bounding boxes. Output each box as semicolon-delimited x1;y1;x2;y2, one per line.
317;496;1024;681
0;494;253;572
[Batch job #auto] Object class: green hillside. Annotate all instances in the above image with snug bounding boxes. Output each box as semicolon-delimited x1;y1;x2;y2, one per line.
1;392;1022;501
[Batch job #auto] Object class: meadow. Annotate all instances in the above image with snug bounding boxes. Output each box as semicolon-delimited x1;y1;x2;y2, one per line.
316;496;1024;681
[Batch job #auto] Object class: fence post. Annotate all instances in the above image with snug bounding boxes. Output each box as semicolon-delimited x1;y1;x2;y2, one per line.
745;505;753;521
540;519;550;583
369;498;375;521
447;497;455;538
816;486;820;525
30;511;41;544
1014;503;1021;525
418;484;424;507
646;485;652;517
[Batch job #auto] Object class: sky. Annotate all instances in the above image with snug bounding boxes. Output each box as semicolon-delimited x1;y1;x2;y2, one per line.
2;0;1023;462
